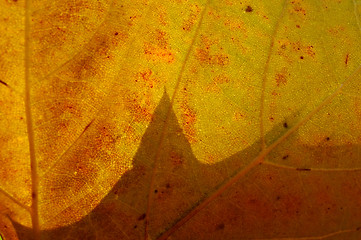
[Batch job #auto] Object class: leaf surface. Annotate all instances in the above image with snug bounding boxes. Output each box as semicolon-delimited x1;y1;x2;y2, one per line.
1;0;361;239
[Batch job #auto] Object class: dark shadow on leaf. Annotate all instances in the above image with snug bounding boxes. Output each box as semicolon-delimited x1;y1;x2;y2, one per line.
13;91;311;240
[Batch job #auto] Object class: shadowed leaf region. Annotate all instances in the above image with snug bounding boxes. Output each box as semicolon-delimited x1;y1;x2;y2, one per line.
12;91;361;240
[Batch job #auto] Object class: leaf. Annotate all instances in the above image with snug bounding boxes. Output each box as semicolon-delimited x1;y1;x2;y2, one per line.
1;0;361;239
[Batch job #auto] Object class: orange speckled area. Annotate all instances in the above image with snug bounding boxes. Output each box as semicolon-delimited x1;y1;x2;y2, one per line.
143;29;175;63
180;93;198;143
181;4;200;31
195;35;230;66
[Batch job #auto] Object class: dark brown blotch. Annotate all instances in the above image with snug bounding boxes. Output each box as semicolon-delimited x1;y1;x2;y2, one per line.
138;213;146;221
245;6;253;12
215;223;225;230
0;79;9;87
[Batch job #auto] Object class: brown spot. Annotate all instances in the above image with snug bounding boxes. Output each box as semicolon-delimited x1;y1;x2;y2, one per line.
154;189;158;193
282;155;289;160
245;6;253;12
345;54;349;65
326;137;330;141
138;213;146;221
215;223;225;230
300;56;304;59
296;24;300;28
114;32;118;36
283;122;288;128
166;183;171;188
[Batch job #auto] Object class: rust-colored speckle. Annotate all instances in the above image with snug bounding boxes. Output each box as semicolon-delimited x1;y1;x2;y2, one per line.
206;74;231;92
170;151;184;167
124;93;152;123
181;4;200;31
234;111;245;120
328;26;345;36
306;45;315;58
291;0;306;16
180;92;198;143
143;29;175;63
296;24;300;28
275;72;287;86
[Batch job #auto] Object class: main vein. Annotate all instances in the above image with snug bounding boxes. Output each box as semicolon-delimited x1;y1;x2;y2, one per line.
25;0;40;239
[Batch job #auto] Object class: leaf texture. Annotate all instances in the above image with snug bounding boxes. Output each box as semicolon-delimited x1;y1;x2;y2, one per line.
1;0;361;239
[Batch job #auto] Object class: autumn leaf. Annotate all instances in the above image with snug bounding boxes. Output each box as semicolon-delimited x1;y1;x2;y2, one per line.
1;0;361;239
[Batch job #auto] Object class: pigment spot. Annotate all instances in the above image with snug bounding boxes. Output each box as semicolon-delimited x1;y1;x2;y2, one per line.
296;168;311;171
283;122;288;128
138;213;146;221
245;6;253;12
345;54;349;65
215;223;225;230
282;155;289;160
